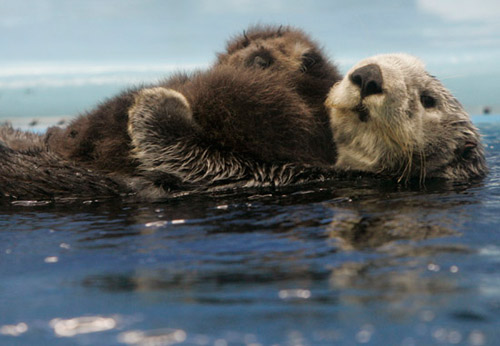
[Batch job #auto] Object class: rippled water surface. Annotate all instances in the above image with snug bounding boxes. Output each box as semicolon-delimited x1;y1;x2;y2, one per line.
1;120;499;345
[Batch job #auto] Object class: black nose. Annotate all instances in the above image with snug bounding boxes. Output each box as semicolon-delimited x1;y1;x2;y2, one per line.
349;64;383;98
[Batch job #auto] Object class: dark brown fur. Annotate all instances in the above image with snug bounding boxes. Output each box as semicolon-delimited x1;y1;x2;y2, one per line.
218;25;341;108
44;64;334;191
4;26;340;200
178;66;331;164
46;26;340;175
218;25;341;162
0;125;127;200
46;89;138;173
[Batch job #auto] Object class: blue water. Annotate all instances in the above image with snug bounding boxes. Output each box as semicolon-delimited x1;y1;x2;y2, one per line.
1;1;500;345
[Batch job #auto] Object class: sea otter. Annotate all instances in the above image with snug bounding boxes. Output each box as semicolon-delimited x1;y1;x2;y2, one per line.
0;52;486;201
123;54;487;195
3;25;341;201
326;53;487;181
3;63;335;200
45;26;340;176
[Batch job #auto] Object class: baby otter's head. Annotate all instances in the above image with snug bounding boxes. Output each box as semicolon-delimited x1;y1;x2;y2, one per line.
217;25;341;106
326;53;487;181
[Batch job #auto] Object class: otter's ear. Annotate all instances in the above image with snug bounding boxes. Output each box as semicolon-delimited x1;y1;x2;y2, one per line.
276;25;284;36
239;30;250;48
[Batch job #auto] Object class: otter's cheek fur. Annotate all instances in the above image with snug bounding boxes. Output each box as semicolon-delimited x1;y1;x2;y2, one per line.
326;71;420;174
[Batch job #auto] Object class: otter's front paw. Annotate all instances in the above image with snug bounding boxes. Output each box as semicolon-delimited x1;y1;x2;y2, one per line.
129;87;193;127
128;87;196;147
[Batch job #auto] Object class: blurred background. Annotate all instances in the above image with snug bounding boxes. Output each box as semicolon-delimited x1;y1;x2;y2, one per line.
1;0;499;130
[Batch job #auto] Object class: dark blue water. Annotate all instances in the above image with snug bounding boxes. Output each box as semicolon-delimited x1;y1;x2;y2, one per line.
1;120;499;345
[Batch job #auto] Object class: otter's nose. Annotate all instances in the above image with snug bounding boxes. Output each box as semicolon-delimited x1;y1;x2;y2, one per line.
349;64;383;98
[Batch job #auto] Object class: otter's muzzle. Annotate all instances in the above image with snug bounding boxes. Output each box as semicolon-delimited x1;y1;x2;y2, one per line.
349;64;383;99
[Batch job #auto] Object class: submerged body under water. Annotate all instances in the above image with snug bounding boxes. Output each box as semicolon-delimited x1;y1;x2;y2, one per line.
0;119;499;345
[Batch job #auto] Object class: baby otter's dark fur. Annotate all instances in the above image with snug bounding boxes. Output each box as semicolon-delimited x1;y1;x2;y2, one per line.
218;25;341;161
0;125;127;200
126;66;337;192
46;68;334;169
218;25;341;108
45;89;139;174
41;63;335;199
30;25;340;199
47;25;340;172
2;25;340;200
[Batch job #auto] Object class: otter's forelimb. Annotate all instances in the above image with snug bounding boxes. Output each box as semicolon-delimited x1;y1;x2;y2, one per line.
127;87;250;186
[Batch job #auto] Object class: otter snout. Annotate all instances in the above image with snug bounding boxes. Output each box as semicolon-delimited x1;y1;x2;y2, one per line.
349;64;383;99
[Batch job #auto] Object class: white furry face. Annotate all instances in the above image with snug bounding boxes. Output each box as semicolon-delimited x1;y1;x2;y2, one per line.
326;54;486;181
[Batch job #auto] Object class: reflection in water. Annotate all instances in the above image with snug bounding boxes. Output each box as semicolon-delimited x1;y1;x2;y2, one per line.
0;165;495;344
278;289;312;300
79;180;483;313
328;208;458;250
118;328;187;345
323;182;479;317
50;316;117;337
328;259;461;305
0;323;28;337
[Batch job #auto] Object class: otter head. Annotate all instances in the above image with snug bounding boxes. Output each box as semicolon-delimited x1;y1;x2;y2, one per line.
217;25;341;104
326;53;487;182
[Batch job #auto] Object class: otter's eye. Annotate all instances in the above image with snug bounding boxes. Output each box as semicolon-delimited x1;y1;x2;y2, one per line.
301;51;322;71
246;49;274;69
253;56;269;68
420;93;436;108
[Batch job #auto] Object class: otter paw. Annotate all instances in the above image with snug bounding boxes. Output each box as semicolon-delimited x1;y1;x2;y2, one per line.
128;87;195;145
129;87;193;124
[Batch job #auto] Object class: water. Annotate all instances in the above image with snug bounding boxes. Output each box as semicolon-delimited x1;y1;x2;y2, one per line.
0;120;499;345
